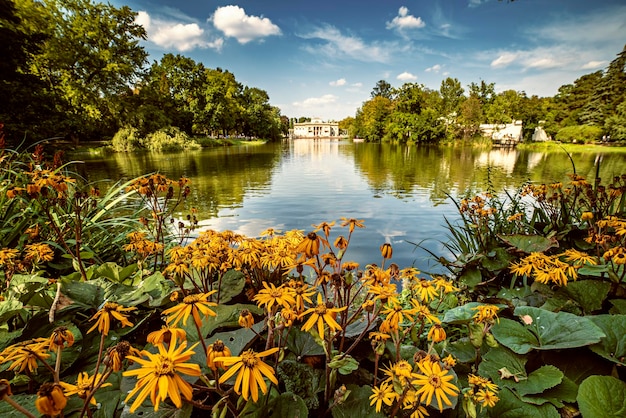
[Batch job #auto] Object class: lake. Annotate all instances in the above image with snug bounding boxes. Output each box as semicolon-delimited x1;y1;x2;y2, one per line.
69;140;626;274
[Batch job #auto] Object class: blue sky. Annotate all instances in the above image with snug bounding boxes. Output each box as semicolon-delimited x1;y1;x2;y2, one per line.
111;0;626;121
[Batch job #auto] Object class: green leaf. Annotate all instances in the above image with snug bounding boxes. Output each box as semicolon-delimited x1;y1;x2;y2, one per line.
328;354;359;375
577;375;626;418
478;345;527;388
277;360;324;410
557;280;611;313
446;337;478;363
331;384;387;418
194;303;262;339
490;318;539;354
0;394;40;417
610;299;626;314
216;269;246;304
242;392;309;418
442;302;485;325
492;307;605;354
286;327;325;357
588;315;626;365
498;234;558;253
459;267;482;290
120;401;193;418
520;376;578;408
487;388;559;418
481;247;514;271
514;365;563;397
0;299;24;324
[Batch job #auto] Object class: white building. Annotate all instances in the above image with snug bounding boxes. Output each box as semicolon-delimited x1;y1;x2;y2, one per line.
292;118;339;138
480;120;523;145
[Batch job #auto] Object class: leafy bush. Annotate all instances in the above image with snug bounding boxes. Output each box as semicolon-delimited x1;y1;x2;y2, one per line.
111;126;142;151
141;127;201;152
556;125;604;143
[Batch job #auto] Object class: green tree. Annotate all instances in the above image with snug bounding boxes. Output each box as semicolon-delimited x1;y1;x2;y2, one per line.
371;79;393;100
604;100;626;140
582;45;626;126
357;96;392;141
8;0;147;143
458;95;483;138
198;68;243;136
0;0;59;142
468;80;496;105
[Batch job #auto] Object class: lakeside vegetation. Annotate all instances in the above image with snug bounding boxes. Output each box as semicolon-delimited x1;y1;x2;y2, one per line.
1;130;625;417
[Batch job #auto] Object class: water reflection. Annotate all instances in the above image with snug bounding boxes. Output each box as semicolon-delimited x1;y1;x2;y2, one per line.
70;141;625;273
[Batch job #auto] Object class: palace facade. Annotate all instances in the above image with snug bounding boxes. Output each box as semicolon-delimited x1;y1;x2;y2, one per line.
291;118;340;138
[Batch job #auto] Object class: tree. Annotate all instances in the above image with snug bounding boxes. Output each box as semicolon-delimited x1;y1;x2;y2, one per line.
371;80;393;100
468;80;496;105
0;0;58;142
357;96;392;141
12;0;148;142
458;95;483;138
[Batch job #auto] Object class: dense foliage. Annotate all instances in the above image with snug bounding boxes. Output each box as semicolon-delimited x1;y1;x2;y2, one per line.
1;134;626;417
348;47;626;144
0;0;288;146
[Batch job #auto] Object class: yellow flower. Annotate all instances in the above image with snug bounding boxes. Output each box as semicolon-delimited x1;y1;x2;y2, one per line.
253;282;296;312
412;359;459;412
104;341;141;372
215;347;279;402
123;336;201;412
59;372;111;405
562;249;597;266
300;293;346;338
467;374;499;392
162;291;217;328
369;381;395;412
87;302;136;335
24;242;54;264
340;217;365;234
413;279;439;303
581;211;594;221
238;309;255;328
146;325;187;346
49;326;74;350
380;243;393;259
0;248;19;266
410;300;440;324
35;383;67;416
427;324;447;343
472;305;500;324
475;388;499;408
380;359;415;387
206;340;232;371
295;232;325;257
442;355;456;368
288;280;316;313
381;302;416;331
3;338;50;374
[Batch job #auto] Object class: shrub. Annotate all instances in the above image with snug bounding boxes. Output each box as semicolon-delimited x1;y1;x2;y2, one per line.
556;125;603;143
141;126;201;152
111;126;142;151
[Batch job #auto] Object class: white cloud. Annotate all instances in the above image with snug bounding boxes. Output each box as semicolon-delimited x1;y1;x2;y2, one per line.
352;82;363;88
330;78;347;86
396;72;417;81
425;64;442;73
491;52;519;68
386;7;426;31
211;5;281;44
581;60;608;70
292;94;338;108
299;25;393;63
134;10;222;51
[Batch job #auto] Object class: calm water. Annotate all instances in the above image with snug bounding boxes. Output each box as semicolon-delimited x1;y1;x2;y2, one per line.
69;140;626;274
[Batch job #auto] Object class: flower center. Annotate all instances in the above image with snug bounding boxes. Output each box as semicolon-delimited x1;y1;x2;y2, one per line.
270;290;282;298
428;374;442;388
183;294;201;304
314;304;327;315
156;356;175;375
241;350;258;368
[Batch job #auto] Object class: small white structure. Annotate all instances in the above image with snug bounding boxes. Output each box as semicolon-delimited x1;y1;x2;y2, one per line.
480;120;523;146
532;126;550;142
292;118;339;138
